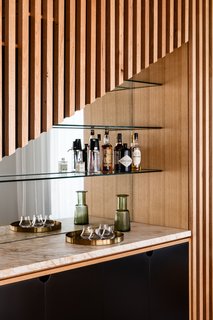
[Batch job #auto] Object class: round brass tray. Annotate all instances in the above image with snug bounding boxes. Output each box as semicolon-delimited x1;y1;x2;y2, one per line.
66;230;124;246
10;221;61;233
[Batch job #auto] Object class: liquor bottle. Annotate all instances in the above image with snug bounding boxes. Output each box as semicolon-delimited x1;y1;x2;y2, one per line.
132;132;141;171
119;143;132;172
87;138;101;173
102;129;113;173
114;133;123;173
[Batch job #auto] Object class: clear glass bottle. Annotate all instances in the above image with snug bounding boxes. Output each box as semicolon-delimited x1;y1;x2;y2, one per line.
88;138;101;173
74;191;89;225
58;157;68;172
132;133;141;171
114;133;123;173
102;129;113;173
114;194;130;232
119;143;132;172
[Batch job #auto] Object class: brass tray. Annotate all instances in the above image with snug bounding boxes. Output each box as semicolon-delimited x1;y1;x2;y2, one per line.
66;230;124;246
10;220;61;233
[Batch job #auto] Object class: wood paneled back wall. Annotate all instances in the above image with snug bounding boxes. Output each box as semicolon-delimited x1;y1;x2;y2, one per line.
0;0;189;159
189;0;213;319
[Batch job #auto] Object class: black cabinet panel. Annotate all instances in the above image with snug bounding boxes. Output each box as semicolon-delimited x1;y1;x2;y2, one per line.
46;263;103;320
150;243;189;320
103;254;150;320
0;278;45;320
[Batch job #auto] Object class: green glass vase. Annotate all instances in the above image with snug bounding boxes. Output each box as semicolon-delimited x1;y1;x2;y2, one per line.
114;194;130;232
74;191;89;225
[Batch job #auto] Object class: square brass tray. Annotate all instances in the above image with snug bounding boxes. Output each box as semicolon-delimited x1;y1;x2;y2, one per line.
66;230;124;246
10;221;61;233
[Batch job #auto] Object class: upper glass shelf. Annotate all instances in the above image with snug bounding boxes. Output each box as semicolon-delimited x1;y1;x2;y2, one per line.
52;124;163;130
0;169;162;183
112;79;162;91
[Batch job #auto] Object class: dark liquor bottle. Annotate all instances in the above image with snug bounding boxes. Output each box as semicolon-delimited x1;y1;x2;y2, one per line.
102;129;113;173
120;143;132;172
114;133;123;173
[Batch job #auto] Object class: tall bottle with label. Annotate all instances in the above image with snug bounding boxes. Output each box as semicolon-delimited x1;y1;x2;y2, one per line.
120;143;132;172
114;133;123;173
132;133;141;171
102;129;113;173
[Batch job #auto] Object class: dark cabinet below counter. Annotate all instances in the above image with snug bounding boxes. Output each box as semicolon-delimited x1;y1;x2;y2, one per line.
0;242;189;320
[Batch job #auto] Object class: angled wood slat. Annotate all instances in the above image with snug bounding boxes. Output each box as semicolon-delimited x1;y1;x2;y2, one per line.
4;0;16;156
75;0;86;110
166;0;174;53
96;0;106;97
17;0;29;148
30;0;41;140
42;0;53;132
106;0;115;92
124;0;133;79
133;0;141;74
115;0;124;86
65;0;75;118
86;0;96;104
53;0;64;124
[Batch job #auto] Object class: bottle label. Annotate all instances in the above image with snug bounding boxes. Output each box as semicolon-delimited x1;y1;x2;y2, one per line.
119;155;132;168
133;149;141;167
103;149;112;166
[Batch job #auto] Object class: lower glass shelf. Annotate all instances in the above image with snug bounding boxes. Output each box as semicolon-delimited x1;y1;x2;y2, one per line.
0;169;162;183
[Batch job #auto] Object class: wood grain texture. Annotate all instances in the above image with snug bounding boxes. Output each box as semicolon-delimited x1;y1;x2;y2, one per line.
65;0;75;118
53;0;64;124
153;0;158;62
96;0;106;97
4;0;16;156
86;0;96;104
132;45;188;230
133;0;141;74
30;0;41;140
188;0;213;319
106;0;115;92
17;0;29;148
115;0;124;86
42;0;53;132
166;0;174;53
75;0;86;109
124;0;133;79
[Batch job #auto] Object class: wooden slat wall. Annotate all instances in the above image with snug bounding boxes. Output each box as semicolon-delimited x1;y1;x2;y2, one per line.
0;0;189;157
189;1;213;319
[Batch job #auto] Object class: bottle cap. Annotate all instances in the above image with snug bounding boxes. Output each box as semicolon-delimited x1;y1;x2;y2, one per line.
90;138;99;151
123;143;128;149
97;134;101;141
134;133;138;140
75;139;82;150
105;129;109;135
90;129;95;136
117;133;122;142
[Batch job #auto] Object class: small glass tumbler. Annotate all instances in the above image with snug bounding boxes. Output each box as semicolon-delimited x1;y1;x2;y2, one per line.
43;215;55;227
80;225;93;239
19;216;31;228
32;214;44;227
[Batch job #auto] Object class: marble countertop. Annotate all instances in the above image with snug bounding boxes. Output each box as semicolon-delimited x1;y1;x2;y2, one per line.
0;217;191;283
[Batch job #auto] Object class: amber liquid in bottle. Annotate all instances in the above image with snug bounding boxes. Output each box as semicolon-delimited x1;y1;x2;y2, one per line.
102;129;113;173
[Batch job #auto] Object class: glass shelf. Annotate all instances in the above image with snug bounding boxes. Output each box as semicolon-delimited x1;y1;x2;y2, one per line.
112;79;162;91
0;169;162;183
52;124;163;130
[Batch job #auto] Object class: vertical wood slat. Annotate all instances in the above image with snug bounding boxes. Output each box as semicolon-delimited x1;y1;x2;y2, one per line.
96;0;106;97
106;0;115;92
42;0;53;132
86;0;96;104
153;0;158;62
53;0;64;124
5;0;16;156
166;0;174;53
65;0;75;117
177;0;182;47
18;0;29;148
133;0;141;75
141;0;150;69
161;0;167;57
204;0;210;317
75;0;86;110
0;0;2;159
30;0;41;140
115;0;124;86
124;0;133;80
184;0;189;42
